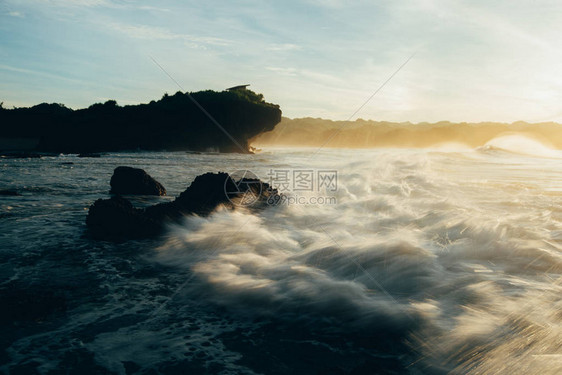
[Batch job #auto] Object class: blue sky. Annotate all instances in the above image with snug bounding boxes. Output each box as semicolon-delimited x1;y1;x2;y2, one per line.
1;0;561;122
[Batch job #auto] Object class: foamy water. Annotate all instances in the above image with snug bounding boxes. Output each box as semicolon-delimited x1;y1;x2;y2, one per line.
1;139;561;373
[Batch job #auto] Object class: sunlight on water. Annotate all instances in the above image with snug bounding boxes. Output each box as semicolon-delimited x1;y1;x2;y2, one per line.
483;134;561;158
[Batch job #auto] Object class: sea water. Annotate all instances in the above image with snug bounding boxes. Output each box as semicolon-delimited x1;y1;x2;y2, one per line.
1;140;561;374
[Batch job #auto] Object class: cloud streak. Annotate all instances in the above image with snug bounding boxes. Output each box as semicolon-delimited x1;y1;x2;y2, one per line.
109;22;232;47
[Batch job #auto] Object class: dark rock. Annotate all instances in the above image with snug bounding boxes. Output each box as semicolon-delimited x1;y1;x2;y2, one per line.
174;172;238;215
86;172;278;240
110;166;166;196
0;189;20;196
86;195;162;238
61;162;74;165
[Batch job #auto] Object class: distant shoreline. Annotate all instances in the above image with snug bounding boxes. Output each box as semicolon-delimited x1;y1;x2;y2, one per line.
252;117;562;149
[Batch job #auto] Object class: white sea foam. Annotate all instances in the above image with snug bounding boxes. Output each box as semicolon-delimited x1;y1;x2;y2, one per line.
153;147;562;373
481;134;562;158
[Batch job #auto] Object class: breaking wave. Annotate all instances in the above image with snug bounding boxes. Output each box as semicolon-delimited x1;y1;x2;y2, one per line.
2;148;561;374
479;134;561;158
153;148;562;373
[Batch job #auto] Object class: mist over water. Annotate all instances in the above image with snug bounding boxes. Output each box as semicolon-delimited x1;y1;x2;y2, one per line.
1;141;562;373
253;118;562;152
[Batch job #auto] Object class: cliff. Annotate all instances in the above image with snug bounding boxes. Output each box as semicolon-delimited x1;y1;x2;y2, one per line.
0;89;281;153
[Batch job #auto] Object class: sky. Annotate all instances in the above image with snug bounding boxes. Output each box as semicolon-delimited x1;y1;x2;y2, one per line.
1;0;561;123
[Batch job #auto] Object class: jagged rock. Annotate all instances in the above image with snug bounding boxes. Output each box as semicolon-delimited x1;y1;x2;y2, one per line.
86;172;278;239
110;166;166;196
86;195;162;238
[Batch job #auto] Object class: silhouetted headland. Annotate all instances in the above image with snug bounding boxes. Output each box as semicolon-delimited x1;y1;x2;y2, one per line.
0;89;281;154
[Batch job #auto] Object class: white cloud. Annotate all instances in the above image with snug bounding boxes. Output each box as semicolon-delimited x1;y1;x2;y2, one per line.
109;23;231;47
0;64;96;86
304;0;348;9
266;43;302;51
8;0;113;7
137;5;171;12
41;0;112;7
266;67;298;76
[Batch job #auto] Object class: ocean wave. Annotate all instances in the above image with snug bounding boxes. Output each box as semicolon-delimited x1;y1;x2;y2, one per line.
2;148;561;373
151;150;562;373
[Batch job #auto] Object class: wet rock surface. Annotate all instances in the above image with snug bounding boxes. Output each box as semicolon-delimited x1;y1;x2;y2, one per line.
87;170;278;239
110;166;166;196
